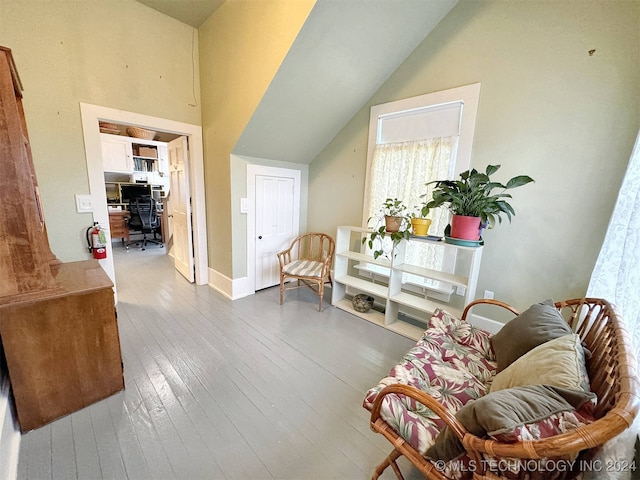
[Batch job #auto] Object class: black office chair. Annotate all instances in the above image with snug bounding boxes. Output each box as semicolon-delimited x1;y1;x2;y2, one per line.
126;196;163;251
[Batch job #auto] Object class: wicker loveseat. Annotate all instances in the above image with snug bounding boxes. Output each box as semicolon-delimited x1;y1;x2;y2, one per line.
364;298;639;480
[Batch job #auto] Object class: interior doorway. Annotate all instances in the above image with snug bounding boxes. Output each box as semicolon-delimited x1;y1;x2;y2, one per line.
80;103;208;297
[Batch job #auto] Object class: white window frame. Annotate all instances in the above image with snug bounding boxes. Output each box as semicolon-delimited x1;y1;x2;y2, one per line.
362;83;481;227
361;84;481;300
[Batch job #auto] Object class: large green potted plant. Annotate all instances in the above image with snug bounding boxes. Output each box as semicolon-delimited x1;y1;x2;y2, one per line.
362;198;411;259
425;164;534;241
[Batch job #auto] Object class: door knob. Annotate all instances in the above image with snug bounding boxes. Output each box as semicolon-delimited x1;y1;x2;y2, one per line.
258;235;262;239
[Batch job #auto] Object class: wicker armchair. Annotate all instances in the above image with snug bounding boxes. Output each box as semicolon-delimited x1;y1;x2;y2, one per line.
277;233;335;311
368;298;639;480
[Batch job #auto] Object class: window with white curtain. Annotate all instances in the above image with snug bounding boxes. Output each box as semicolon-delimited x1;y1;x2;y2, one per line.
363;84;481;274
584;130;640;478
367;137;459;269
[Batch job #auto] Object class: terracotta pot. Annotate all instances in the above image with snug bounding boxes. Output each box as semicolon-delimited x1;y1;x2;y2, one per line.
384;215;403;233
450;215;481;240
410;218;432;237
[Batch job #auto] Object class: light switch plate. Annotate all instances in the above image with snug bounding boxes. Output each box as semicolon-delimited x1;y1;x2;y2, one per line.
75;194;94;213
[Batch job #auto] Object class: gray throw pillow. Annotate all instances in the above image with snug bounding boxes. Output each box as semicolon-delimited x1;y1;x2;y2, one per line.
490;334;591;393
425;385;596;462
490;299;572;371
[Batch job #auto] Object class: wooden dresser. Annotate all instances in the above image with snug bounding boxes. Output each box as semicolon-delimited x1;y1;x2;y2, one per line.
0;46;124;432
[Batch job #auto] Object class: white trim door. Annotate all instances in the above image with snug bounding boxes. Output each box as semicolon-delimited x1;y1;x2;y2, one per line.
168;136;195;282
247;165;300;292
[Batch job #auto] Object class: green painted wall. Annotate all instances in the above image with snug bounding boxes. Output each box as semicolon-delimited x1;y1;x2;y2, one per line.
309;0;640;312
0;0;200;262
198;0;315;279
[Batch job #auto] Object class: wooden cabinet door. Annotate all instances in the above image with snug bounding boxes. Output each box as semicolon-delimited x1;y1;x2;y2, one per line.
100;134;132;173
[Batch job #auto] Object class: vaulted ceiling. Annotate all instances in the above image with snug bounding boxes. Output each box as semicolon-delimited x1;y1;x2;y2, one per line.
137;0;459;164
135;0;225;27
234;1;459;164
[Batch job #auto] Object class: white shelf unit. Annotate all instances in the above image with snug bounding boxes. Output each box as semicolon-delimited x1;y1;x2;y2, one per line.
332;226;483;340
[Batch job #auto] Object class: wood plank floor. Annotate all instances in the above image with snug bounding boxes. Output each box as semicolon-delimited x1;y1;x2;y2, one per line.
17;246;423;479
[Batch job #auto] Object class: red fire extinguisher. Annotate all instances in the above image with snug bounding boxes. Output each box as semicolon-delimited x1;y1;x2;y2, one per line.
86;222;107;260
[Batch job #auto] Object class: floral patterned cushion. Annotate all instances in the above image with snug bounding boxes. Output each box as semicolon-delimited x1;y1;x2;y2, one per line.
424;308;495;361
363;309;497;455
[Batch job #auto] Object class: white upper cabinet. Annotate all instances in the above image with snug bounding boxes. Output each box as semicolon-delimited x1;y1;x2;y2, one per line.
100;134;133;173
101;133;171;195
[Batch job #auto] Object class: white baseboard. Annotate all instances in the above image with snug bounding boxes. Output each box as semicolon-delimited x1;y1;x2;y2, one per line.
207;267;233;299
0;374;20;480
466;313;504;334
207;268;255;300
230;276;254;300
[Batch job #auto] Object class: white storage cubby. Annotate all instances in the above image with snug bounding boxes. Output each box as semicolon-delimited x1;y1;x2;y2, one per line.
332;225;483;340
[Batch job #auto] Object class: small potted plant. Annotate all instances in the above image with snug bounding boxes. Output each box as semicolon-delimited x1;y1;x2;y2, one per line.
410;202;431;237
380;197;409;232
362;198;411;259
425;164;534;241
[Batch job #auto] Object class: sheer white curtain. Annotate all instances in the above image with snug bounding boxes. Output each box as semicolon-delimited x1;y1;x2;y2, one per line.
585;130;640;480
366;136;458;267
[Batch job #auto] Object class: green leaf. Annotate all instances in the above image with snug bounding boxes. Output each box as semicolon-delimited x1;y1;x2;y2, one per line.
505;175;535;189
484;181;505;191
485;164;500;175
